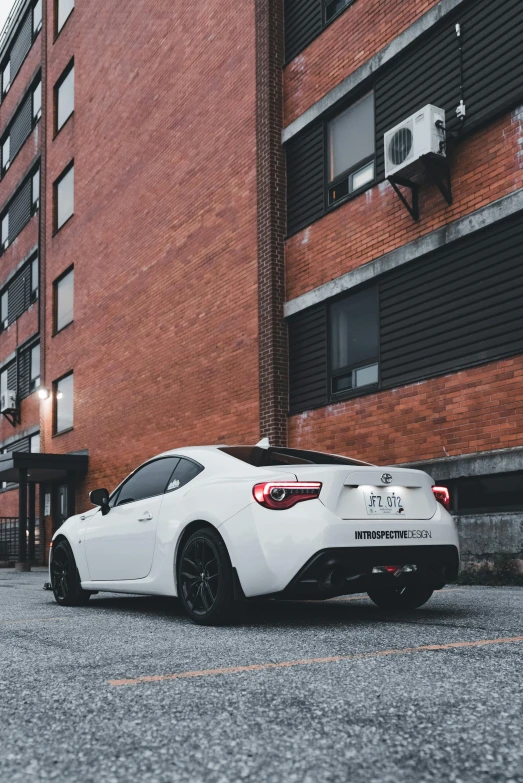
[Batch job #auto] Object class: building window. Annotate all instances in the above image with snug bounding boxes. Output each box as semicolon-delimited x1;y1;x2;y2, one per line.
30;344;40;391
1;291;7;330
2;136;10;172
2;61;10;96
1;214;9;250
33;0;43;33
0;367;7;400
31;258;39;300
32;168;40;211
54;162;74;231
30;432;40;453
54;372;73;434
324;0;352;23
54;267;74;332
327;92;375;206
55;61;74;132
329;285;379;395
56;0;74;34
33;80;42;121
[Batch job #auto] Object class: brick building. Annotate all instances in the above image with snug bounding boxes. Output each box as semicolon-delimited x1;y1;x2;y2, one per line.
0;0;521;567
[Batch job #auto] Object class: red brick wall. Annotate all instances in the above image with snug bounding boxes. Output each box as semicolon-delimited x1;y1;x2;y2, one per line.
43;0;260;511
289;355;523;465
284;0;438;126
286;109;523;301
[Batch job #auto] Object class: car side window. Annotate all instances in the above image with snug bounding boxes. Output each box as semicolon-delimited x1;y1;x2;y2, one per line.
166;458;203;492
115;457;180;505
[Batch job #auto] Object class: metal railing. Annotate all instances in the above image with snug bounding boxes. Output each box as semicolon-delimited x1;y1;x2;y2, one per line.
0;516;43;562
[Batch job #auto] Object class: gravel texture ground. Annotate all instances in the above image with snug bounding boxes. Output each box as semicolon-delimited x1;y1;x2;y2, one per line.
0;570;522;783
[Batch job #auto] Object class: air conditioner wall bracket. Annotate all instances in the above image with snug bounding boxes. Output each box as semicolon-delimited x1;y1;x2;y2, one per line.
387;175;420;222
1;408;20;427
388;155;452;222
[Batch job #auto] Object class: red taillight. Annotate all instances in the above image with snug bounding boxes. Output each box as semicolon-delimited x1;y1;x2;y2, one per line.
432;486;451;512
253;481;322;510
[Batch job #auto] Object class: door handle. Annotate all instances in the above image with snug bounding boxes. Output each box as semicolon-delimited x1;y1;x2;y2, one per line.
138;512;153;522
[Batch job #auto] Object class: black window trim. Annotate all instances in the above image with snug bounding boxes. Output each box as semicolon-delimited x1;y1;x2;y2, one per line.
52;369;73;436
53;158;74;234
0;70;42;176
285;0;356;65
52;263;74;335
53;56;74;137
54;0;74;40
323;88;377;215
326;281;381;403
0;1;42;102
110;455;204;507
322;0;356;28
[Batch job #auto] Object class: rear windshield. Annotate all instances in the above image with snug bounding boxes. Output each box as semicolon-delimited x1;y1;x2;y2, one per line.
219;446;369;467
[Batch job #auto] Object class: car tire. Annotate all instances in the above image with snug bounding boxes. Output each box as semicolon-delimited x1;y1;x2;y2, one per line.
367;586;434;610
50;540;92;607
177;527;236;626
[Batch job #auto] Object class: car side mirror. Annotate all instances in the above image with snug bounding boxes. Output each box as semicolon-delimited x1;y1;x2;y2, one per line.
90;488;110;515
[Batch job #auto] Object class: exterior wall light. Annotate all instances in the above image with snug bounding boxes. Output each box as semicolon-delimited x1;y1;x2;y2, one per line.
38;388;50;400
56;391;63;399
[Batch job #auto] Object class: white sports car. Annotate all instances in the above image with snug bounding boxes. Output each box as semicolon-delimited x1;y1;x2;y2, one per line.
50;441;460;624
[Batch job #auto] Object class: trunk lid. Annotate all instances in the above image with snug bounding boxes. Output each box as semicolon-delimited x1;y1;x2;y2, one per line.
274;465;437;520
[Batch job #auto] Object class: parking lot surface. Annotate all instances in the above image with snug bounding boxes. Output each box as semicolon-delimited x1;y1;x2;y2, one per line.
0;571;522;783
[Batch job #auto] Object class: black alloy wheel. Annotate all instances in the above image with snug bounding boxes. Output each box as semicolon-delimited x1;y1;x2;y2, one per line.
50;540;92;606
178;527;235;625
367;585;434;610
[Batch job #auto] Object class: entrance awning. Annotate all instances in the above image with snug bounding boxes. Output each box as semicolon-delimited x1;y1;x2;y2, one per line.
0;451;88;483
0;451;89;565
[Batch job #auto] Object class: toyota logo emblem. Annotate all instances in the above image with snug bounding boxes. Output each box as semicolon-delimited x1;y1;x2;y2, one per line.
381;473;393;484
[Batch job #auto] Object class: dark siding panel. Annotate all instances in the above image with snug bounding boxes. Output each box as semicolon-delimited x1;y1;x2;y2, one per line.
9;12;32;79
380;213;523;389
8;179;31;242
18;346;31;399
7;266;31;323
284;0;322;62
375;0;523;179
286;122;324;236
9;93;32;160
6;436;30;453
289;305;328;413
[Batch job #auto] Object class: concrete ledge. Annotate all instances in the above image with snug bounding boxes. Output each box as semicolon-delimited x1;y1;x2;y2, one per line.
0;560;14;568
403;446;523;481
284;188;523;316
282;0;466;142
455;513;523;558
14;562;31;572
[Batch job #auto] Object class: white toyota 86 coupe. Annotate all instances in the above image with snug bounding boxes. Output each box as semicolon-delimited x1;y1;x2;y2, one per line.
49;441;460;624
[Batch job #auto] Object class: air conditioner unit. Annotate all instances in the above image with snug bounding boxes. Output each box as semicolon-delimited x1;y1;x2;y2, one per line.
0;390;16;413
384;104;446;180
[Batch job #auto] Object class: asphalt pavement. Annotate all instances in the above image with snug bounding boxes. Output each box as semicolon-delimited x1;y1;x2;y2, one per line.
1;570;522;783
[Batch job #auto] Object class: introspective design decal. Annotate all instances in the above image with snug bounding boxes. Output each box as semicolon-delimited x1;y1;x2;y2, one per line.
355;530;432;540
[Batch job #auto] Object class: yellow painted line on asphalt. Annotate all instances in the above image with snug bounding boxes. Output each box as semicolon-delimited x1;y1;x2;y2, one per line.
108;635;523;687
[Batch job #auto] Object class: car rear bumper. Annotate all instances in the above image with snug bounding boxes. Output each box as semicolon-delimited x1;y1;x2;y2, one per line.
278;544;459;599
219;500;460;598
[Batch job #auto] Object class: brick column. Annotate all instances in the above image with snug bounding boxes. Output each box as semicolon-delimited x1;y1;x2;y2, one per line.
255;0;288;447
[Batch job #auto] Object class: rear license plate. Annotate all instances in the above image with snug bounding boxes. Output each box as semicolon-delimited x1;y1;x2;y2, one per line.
364;488;405;516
